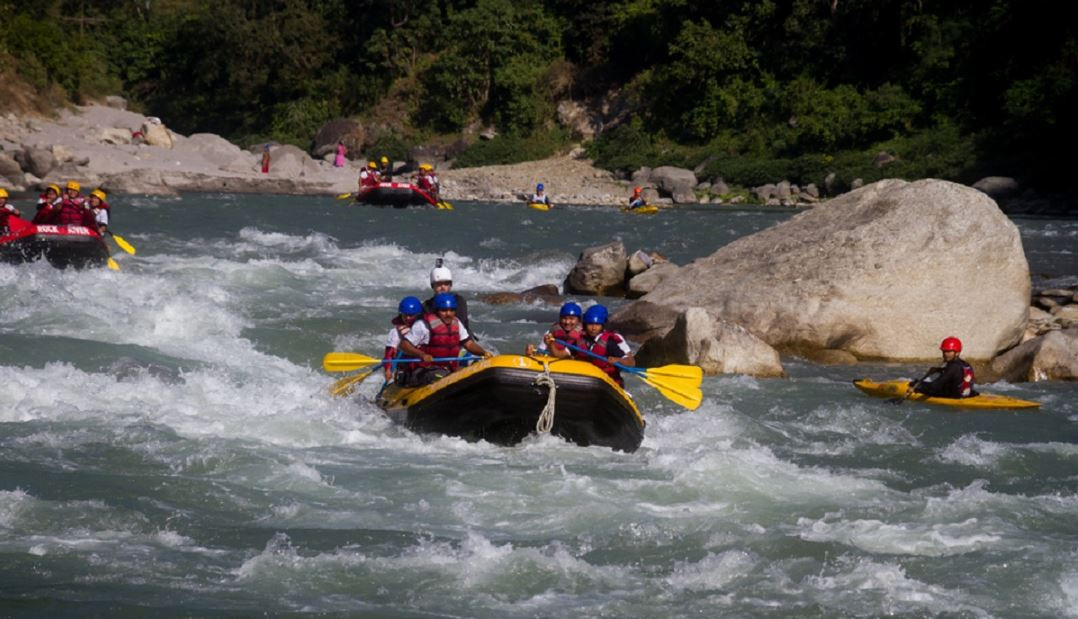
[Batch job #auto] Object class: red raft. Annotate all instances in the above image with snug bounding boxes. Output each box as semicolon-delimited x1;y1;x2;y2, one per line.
356;182;439;208
0;216;111;269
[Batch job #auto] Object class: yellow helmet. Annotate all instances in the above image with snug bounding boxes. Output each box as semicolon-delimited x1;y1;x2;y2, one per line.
380;156;389;164
66;180;81;191
368;161;377;169
0;188;8;198
419;163;432;171
47;184;61;195
91;189;107;201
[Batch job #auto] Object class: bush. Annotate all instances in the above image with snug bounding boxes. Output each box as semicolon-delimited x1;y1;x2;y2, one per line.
454;129;571;168
585;120;659;172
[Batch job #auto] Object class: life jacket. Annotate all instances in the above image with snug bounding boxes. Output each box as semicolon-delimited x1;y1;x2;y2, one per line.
548;325;584;353
575;330;624;385
421;312;461;370
416;174;435;193
55;197;94;227
360;169;378;187
92;200;111;227
956;358;975;398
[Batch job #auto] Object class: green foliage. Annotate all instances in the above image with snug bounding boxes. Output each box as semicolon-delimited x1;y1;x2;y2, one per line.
270;98;337;148
584;120;660;172
454;129;571;168
366;133;415;164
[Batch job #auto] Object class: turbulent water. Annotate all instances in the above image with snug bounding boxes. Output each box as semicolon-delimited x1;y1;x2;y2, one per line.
2;195;1076;617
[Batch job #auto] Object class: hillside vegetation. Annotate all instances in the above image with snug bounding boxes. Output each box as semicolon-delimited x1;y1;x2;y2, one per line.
1;0;1074;191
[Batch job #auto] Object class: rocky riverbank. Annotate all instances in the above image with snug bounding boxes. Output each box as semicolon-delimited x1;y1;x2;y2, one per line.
0;104;634;204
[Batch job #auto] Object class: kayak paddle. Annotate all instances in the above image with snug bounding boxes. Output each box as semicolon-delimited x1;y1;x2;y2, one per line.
322;352;483;373
335;192;353;200
436;200;454;210
106;257;120;271
329;367;377;397
108;231;136;255
555;340;703;410
887;367;940;404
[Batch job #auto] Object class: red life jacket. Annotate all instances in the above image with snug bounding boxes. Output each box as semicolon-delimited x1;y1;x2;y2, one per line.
55;197;95;227
549;326;584;353
575;331;625;385
958;359;975;398
360;170;379;187
421;313;461;370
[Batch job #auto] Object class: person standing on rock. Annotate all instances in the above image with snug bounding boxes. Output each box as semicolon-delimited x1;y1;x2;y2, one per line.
575;305;634;387
525;302;584;358
0;188;22;232
906;337;978;399
261;144;271;174
530;183;552;207
423;259;471;334
334;141;347;168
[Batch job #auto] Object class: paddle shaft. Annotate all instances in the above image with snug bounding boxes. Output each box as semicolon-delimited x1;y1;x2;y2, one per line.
555;339;638;375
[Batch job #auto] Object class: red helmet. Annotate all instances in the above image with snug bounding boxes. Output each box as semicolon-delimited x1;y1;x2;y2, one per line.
940;337;962;352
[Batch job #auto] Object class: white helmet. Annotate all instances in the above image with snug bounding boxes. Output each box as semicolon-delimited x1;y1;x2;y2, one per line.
430;265;453;286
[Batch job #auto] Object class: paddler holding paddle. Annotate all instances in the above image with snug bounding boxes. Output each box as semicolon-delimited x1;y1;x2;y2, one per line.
906;336;978;399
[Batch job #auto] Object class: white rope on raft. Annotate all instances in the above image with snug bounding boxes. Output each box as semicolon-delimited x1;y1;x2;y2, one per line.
534;361;557;435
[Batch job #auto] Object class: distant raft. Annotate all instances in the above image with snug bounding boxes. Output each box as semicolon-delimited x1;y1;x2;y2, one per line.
853;379;1040;410
356;182;439;208
376;354;645;452
1;217;111;269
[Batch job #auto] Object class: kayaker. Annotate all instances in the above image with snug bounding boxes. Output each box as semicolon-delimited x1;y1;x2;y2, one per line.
36;184;62;216
399;292;490;385
575;304;634;386
907;336;977;398
384;296;424;383
423;259;471;333
379;156;393;181
35;181;96;228
530;183;552;207
359;161;381;191
88;189;111;234
525;302;585;358
0;188;21;232
415;163;440;202
628;186;645;209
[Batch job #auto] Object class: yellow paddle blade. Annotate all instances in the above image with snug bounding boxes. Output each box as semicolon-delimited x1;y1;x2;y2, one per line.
107;257;120;271
639;374;703;410
643;364;703;383
111;233;136;255
329;368;376;397
322;352;381;372
335;192;353;200
437;201;454;210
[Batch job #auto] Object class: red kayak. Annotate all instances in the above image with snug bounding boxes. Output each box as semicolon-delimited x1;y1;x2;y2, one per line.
355;182;439;208
0;215;112;269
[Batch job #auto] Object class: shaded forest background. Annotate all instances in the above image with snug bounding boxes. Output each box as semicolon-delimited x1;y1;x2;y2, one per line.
0;0;1074;192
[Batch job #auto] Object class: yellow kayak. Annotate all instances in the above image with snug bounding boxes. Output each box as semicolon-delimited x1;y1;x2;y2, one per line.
377;354;645;452
527;202;551;211
622;205;659;215
853;379;1040;410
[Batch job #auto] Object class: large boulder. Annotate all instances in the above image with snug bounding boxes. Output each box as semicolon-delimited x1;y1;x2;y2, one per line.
636;308;785;377
0;152;22;184
631;179;1031;361
266;144;322;177
627;262;680;299
311;118;364;159
986;329;1078;382
142;121;174;148
972;176;1020;201
564;241;628;296
18;147;56;178
650;166;697;204
608;300;681;343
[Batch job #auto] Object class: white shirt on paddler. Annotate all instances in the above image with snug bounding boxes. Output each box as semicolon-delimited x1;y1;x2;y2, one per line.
406;317;471;348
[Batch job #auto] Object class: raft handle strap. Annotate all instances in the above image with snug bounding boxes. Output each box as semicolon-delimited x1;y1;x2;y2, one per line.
534;360;557;435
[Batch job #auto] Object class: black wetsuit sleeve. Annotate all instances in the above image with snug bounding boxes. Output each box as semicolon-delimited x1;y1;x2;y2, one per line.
915;362;963;398
607;336;630;359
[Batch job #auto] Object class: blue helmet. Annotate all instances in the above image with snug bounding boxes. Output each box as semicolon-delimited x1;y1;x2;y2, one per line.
583;305;608;325
536;183;544;191
559;302;582;318
398;296;423;316
433;292;457;310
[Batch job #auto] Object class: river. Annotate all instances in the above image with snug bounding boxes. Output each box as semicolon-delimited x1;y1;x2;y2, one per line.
2;195;1076;616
